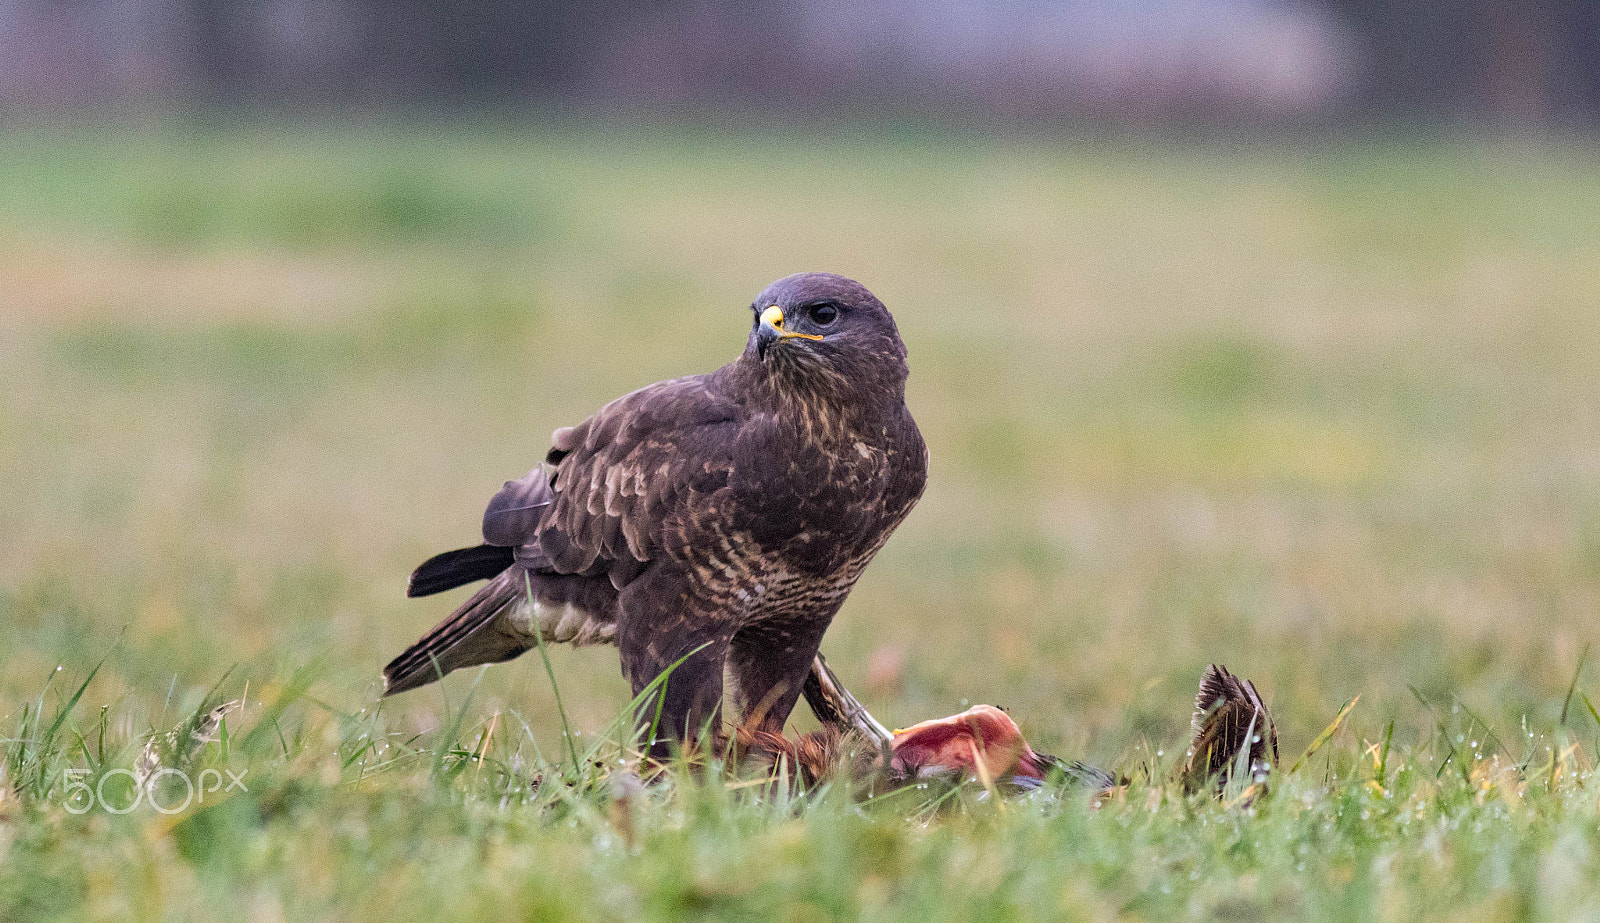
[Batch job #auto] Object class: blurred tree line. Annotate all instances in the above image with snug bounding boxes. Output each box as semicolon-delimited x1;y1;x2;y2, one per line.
1329;0;1600;123
3;0;1598;125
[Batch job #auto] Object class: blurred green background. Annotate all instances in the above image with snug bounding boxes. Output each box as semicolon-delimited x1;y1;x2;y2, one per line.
5;126;1599;766
7;5;1600;918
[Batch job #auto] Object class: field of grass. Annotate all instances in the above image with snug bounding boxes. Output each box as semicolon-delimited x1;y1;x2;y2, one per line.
4;124;1600;921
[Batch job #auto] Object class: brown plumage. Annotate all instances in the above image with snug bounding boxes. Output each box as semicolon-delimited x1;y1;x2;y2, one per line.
1181;664;1279;794
383;273;927;756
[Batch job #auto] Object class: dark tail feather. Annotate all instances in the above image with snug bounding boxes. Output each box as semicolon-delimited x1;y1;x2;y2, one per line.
407;544;517;598
1180;664;1279;794
1036;754;1120;793
383;569;529;695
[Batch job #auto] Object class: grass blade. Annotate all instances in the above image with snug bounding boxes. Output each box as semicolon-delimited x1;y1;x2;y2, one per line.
431;666;487;781
40;655;109;757
525;572;580;776
1453;698;1506;762
1561;643;1590;727
1288;695;1359;775
581;641;714;765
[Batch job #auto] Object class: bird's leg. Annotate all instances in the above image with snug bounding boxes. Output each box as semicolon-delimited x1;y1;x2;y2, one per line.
726;622;829;738
625;638;730;763
618;622;731;763
802;653;893;750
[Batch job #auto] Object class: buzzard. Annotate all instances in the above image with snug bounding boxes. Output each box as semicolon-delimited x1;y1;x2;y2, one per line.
383;272;927;754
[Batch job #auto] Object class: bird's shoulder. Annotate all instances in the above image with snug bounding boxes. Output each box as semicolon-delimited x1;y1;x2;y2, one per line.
547;373;742;467
534;371;748;575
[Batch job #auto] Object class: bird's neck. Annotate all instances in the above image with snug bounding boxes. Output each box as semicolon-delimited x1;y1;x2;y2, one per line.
728;352;906;433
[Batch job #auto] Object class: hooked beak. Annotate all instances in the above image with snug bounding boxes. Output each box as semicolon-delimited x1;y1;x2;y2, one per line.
757;305;823;358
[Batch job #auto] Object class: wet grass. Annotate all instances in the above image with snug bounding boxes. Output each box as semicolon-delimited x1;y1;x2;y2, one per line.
4;124;1600;920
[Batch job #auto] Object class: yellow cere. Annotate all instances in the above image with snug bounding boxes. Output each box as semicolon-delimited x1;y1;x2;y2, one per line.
760;304;824;341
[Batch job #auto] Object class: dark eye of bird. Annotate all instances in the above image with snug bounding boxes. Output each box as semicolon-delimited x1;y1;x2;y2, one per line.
808;304;839;326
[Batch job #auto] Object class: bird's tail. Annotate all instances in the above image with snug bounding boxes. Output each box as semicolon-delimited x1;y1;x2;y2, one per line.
382;569;530;696
407;544;516;598
1180;664;1279;793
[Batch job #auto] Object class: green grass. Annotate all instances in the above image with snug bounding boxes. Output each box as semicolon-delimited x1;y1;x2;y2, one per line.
4;124;1600;920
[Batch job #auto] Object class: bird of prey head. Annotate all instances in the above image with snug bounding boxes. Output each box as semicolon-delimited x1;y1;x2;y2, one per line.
745;272;910;403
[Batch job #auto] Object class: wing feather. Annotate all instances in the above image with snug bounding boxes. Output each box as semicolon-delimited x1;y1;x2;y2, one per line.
481;467;555;547
533;375;738;579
